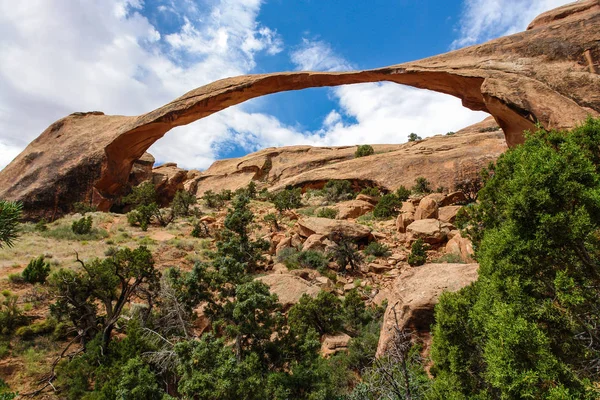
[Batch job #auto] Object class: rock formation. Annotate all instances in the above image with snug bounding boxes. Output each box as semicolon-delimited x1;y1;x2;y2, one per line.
0;0;598;218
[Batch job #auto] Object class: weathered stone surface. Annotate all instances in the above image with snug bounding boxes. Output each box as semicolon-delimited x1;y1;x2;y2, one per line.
321;333;352;357
445;232;475;263
414;196;439;220
335;199;375;219
151;163;189;206
255;274;320;308
129;152;155;187
406;219;450;244
297;217;372;240
376;263;479;356
355;194;380;205
439;191;467;206
2;1;599;218
302;234;326;251
438;205;462;223
396;212;415;233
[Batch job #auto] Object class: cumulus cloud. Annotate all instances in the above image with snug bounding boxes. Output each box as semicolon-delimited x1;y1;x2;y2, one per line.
451;0;574;49
290;38;354;71
0;0;282;169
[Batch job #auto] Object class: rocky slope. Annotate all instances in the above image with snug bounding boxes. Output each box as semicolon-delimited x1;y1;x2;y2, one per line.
0;0;598;217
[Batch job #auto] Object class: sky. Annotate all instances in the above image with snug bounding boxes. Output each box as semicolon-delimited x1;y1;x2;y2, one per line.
0;0;573;171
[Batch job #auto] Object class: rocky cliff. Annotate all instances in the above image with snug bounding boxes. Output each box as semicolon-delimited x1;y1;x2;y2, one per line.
0;0;598;218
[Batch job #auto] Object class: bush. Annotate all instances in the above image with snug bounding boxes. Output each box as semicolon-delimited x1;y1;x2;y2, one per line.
172;190;197;217
73;202;97;215
363;242;391;258
72;215;93;235
408;133;422;142
329;235;364;272
411;177;432;194
123;182;157;207
395;185;411;202
355;145;374;158
263;213;279;231
15;319;56;340
317;207;338;219
323;180;355;203
201;190;225;209
373;194;401;219
296;250;329;271
0;291;25;335
35;218;48;232
359;187;380;197
191;221;210;238
22;256;51;284
408;239;427;266
0;200;22;248
42;224;108;241
272;188;302;211
446;131;456;136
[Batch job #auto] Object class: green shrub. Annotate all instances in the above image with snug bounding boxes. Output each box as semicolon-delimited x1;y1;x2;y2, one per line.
22;256;51;284
127;204;156;231
317;207;338;219
363;242;391;258
323;180;355;203
191;221;210;238
263;213;279;231
355;145;374;158
446;131;456;136
201;190;225;209
0;291;25;335
15;319;56;340
72;216;93;235
296;250;329;271
411;177;432;194
34;218;48;232
432;253;464;264
272;188;302;211
7;274;24;284
123;181;157;207
73;202;97;214
408;239;427;266
172;190;197;217
359;187;380;197
373;194;401;219
395;185;411;202
42;224;108;241
0;200;22;248
277;247;300;269
329;235;364;272
408;133;422;142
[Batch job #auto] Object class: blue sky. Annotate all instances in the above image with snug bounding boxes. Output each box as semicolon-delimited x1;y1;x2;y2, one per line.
0;0;572;169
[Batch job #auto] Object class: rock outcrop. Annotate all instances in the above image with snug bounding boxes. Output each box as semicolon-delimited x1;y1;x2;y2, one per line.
255;274;320;308
376;263;480;357
1;1;599;218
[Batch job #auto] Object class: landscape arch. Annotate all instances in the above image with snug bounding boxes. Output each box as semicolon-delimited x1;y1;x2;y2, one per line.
0;0;598;216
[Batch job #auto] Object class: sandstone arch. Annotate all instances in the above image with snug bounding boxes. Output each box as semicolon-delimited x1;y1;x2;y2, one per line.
0;0;599;217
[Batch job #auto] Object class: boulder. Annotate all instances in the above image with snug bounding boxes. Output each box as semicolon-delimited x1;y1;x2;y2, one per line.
406;219;451;244
151;163;189;206
440;191;467;206
129;152;155;187
302;234;327;251
445;232;475;263
297;217;371;241
321;333;352;357
396;212;415;233
355;194;380;205
256;274;320;308
414;195;439;220
369;263;393;274
438;206;462;223
400;202;415;214
275;237;292;256
335;199;374;219
376;263;479;356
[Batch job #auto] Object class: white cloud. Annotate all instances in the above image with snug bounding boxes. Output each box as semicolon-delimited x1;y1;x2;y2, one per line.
290;38;353;71
0;0;283;170
451;0;574;49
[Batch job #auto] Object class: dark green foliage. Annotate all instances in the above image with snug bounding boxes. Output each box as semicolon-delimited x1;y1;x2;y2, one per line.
22;255;51;284
412;176;432;194
363;241;391;258
72;201;97;214
191;220;210;238
116;356;163;399
453;173;483;203
0;378;17;400
289;291;343;336
49;246;160;350
202;189;225;209
355;144;374;158
373;193;401;219
246;181;257;199
408;133;422;142
317;207;338;219
263;213;279;231
329;235;364;272
478;125;500;133
445;131;456;136
272;187;302;211
171;190;197;217
0;200;22;248
430;118;600;398
34;218;48;232
277;248;329;272
15;319;56;339
123;181;157;207
359;186;380;196
395;185;411;202
0;290;25;335
323;179;355;203
71;215;92;234
127;204;156;231
408;239;427;266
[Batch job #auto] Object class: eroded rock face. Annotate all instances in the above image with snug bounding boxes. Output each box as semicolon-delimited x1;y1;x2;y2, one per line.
1;1;599;217
376;263;480;357
296;217;372;241
255;274;320;309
